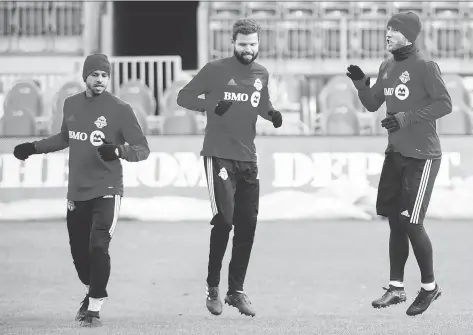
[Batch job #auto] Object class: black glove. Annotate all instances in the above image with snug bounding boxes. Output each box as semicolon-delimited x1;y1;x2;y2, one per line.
13;142;36;160
346;65;370;86
98;138;120;161
214;100;233;116
268;110;282;128
381;115;400;132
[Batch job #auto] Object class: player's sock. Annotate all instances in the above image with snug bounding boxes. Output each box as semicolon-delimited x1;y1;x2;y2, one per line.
421;281;436;291
389;281;404;288
88;298;104;312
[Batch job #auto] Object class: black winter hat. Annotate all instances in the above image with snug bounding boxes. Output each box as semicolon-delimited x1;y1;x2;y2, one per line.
82;54;111;82
387;11;422;42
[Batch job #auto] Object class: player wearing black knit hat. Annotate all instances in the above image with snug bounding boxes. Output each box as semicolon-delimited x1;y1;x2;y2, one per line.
346;12;451;316
13;53;150;327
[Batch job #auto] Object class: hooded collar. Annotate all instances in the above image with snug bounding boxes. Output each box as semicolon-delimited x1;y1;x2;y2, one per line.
391;43;418;61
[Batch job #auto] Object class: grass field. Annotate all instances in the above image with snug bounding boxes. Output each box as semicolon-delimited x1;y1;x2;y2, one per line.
0;220;472;335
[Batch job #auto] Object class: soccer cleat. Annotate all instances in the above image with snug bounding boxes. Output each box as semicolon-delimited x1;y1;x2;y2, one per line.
406;284;441;316
224;291;256;317
75;295;89;321
372;285;407;309
80;310;101;327
205;286;223;315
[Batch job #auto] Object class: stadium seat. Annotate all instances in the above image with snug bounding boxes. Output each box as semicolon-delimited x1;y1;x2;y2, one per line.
4;79;43;117
429;17;466;58
118;80;157;116
429;2;464;17
246;2;280;58
318;75;360;114
269;75;303;112
0;106;37;136
280;2;318;59
392;2;427;16
51;80;84;134
319;2;354;17
161;108;199;135
209;2;246;18
118;80;158;135
323;103;360;135
437;103;472;135
160;74;193;115
355;2;392;17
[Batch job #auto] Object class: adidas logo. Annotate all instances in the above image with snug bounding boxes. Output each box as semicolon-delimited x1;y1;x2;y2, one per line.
227;79;237;86
401;210;410;217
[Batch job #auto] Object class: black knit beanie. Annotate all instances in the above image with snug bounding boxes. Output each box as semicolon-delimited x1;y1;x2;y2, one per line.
82;54;111;82
387;11;422;42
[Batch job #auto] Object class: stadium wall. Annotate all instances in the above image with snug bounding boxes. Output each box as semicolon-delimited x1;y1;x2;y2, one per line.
0;136;472;222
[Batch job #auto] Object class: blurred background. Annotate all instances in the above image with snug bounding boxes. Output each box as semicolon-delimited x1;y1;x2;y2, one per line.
0;0;472;137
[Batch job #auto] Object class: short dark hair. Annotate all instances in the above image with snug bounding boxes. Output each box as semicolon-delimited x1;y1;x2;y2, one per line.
232;18;261;41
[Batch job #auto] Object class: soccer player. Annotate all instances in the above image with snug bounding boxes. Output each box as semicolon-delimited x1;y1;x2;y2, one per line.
13;54;150;327
177;18;282;317
346;12;452;316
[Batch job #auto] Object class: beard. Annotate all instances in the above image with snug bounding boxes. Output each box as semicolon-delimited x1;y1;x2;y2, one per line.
86;82;105;96
234;49;258;65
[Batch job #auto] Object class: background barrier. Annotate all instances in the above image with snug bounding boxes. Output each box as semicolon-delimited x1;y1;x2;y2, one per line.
1;135;471;221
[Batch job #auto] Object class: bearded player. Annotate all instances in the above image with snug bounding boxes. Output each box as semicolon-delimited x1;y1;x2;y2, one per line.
13;54;150;327
177;18;282;317
346;12;452;316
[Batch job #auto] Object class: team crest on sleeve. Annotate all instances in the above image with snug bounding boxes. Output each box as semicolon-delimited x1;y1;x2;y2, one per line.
218;167;228;180
399;71;410;84
67;200;75;211
94;116;107;129
253;78;262;91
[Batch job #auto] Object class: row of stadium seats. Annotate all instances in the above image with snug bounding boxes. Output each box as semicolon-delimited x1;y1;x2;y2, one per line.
0;1;100;54
207;2;473;60
209;2;473;19
1;73;472;136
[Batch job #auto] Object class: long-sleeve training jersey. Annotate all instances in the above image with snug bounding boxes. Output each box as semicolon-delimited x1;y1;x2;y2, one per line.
34;91;150;201
177;56;274;162
354;50;452;160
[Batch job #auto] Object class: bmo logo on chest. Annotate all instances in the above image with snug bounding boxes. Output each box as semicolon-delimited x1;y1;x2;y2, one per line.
223;91;261;108
224;92;248;102
68;130;105;146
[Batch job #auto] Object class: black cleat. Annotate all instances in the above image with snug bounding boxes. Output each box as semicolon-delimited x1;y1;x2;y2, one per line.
406;284;441;316
372;285;407;309
224;292;256;317
75;295;89;321
205;286;223;316
80;310;101;327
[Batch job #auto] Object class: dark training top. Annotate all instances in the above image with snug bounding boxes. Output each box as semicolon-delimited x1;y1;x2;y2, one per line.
356;47;452;160
177;56;274;162
34;91;149;201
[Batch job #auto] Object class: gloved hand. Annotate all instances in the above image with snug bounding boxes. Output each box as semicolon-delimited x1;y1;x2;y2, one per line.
214;100;233;116
98;138;121;161
13;142;36;160
346;65;370;86
268;110;282;128
381;115;401;133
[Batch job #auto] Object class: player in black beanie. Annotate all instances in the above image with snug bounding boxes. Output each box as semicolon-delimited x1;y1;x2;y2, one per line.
346;11;451;317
